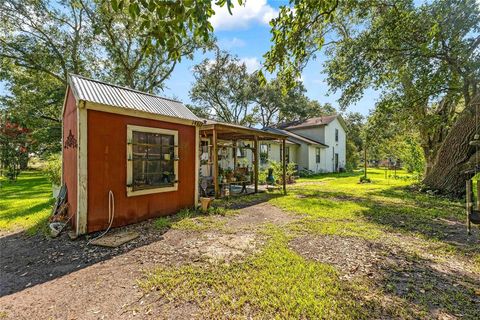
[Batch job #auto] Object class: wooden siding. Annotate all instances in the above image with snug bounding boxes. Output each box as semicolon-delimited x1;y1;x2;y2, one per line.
86;110;196;232
62;88;78;230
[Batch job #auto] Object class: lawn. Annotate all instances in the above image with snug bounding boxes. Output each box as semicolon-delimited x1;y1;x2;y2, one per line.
141;169;480;319
0;170;53;235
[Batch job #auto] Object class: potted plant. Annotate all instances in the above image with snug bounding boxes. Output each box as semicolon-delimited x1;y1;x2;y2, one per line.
43;154;62;197
224;168;234;182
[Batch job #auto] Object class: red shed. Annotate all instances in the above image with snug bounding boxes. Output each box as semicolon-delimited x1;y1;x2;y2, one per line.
62;74;201;235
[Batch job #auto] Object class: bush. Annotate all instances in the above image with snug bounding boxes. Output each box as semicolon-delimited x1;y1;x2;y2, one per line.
298;168;314;178
43;154;62;186
268;160;297;184
359;176;371;183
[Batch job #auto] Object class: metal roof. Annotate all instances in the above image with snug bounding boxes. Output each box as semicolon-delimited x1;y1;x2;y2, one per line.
264;127;329;147
278;115;341;130
68;74;200;122
200;119;288;140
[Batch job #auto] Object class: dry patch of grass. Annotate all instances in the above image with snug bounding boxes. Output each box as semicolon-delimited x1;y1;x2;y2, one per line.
139;226;376;319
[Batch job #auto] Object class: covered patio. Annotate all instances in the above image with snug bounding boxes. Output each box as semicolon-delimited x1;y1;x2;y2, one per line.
199;120;288;198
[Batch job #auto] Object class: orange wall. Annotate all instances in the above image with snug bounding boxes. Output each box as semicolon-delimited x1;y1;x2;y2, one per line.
87;110;196;232
62;88;78;230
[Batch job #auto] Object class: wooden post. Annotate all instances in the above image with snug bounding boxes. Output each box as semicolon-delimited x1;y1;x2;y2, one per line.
282;139;287;195
466;179;473;235
212;128;219;198
254;136;259;193
233;140;237;171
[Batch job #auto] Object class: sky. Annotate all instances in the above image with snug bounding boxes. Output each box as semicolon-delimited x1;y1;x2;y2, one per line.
162;0;379;116
0;0;379;116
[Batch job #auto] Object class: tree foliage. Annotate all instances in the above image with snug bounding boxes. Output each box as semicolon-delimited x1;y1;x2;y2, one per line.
0;0;206;156
110;0;241;62
190;49;256;126
264;0;479;193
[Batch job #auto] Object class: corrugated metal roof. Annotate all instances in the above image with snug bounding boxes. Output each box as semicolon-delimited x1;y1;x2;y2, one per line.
264;127;329;147
278;115;339;130
68;74;200;122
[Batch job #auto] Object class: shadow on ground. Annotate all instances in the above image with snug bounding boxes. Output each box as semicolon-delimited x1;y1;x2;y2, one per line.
0;192;280;297
292;186;479;255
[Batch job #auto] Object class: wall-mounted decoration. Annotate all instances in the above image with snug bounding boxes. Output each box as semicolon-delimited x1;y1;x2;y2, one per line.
64;129;77;149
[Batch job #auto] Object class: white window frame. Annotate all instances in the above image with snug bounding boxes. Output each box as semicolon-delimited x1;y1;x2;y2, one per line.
126;125;179;197
315;147;321;163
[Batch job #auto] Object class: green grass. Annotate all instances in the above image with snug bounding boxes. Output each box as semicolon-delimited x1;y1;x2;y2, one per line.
142;169;479;318
0;170;53;235
140;226;374;319
270;169;468;245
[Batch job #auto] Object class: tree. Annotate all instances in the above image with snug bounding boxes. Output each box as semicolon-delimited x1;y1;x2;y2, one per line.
343;112;364;170
252;79;333;127
113;0;241;62
190;49;256;126
263;0;479;194
0;0;205;156
81;0;209;93
0;112;30;180
422;95;480;196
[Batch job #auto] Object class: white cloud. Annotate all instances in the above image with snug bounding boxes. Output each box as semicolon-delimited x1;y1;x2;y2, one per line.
218;37;246;49
239;57;261;73
210;0;278;30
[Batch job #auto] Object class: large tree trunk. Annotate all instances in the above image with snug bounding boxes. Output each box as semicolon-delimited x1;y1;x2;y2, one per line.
422;95;480;196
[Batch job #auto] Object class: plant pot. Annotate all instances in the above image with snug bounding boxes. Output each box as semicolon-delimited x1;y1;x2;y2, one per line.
200;197;214;213
52;184;61;198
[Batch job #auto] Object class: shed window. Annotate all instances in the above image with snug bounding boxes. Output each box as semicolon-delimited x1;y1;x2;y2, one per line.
127;125;178;196
335;129;339;142
315;147;321;163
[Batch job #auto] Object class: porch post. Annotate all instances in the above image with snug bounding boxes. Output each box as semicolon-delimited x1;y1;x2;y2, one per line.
254;136;259;193
282;138;287;195
233;140;237;170
212;128;219;198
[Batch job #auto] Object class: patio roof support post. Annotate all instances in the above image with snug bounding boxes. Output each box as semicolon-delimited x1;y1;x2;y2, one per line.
233;140;237;171
213;128;219;198
282;138;287;195
254;136;259;193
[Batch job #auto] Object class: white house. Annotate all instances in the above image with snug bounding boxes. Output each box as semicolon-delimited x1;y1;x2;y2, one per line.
264;115;347;173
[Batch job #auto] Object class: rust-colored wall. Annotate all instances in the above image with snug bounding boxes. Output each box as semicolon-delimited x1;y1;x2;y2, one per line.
87;109;196;232
62;88;78;230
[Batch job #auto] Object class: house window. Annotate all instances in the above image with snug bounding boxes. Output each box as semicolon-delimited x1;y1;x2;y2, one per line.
127;125;178;196
315;147;321;163
285;146;290;163
335;129;339;142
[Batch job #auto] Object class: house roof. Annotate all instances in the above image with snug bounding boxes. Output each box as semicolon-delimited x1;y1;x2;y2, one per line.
201;119;288;141
68;74;200;122
263;127;329;148
279;114;344;130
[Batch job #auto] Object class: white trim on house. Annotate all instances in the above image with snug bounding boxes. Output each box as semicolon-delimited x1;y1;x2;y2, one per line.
85;101;203;127
126;125;179;197
77;101;88;235
194;125;200;206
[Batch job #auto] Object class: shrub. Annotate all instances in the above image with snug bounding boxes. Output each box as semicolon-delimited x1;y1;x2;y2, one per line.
268;160;297;184
43;154;62;186
359;176;371;183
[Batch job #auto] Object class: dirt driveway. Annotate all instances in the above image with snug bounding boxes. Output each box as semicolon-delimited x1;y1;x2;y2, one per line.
0;203;294;319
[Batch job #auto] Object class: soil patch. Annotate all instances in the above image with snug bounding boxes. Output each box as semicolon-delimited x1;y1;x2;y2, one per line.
290;235;389;279
0;202;292;319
